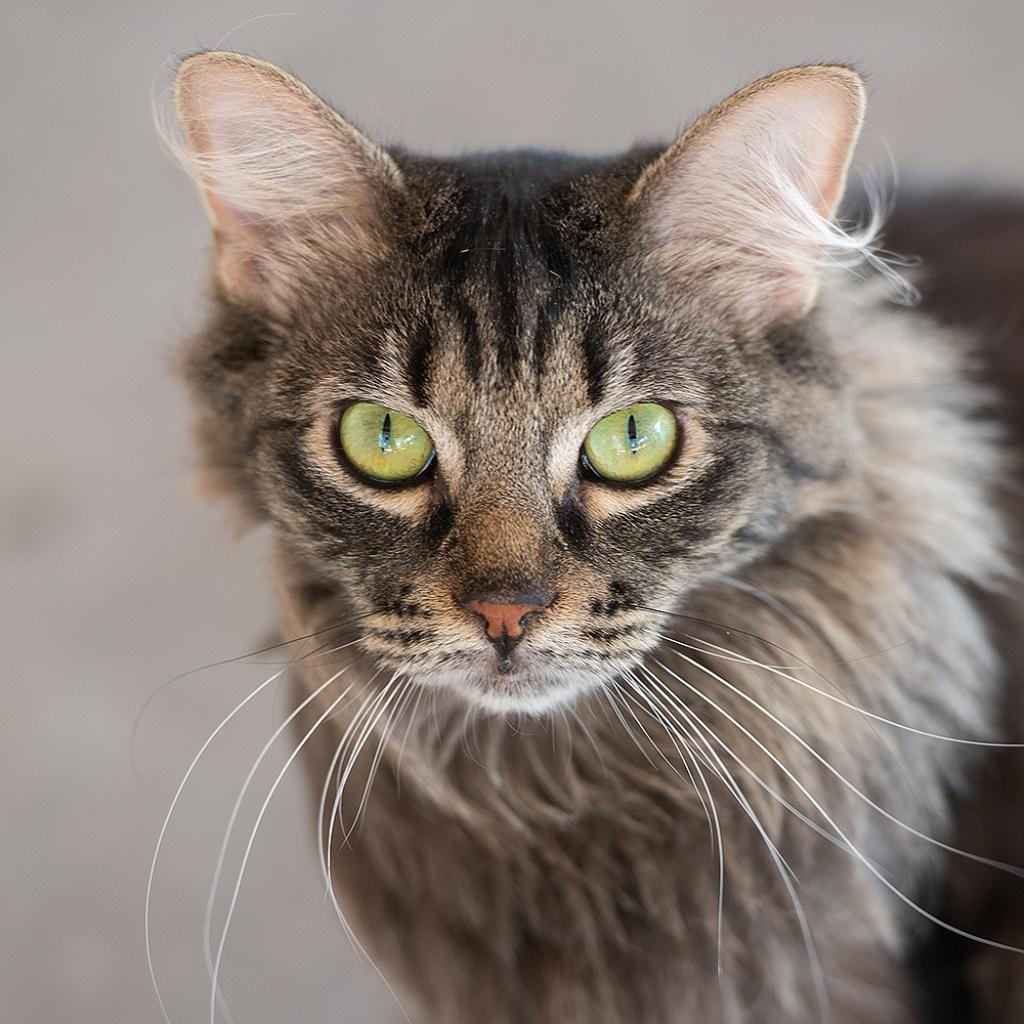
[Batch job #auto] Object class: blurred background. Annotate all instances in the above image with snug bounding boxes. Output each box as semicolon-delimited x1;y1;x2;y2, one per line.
2;2;1022;1021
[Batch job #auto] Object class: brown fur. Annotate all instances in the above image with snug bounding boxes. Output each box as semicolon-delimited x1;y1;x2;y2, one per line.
169;55;1021;1022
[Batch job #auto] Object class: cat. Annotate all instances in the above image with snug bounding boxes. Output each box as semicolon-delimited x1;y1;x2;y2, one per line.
165;51;1024;1023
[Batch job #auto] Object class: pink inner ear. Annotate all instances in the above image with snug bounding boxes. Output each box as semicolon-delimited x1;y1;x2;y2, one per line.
764;87;860;218
635;69;865;329
173;53;403;309
175;57;398;226
207;200;267;301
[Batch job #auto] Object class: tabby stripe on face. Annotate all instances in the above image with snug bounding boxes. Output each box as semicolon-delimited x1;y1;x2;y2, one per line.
581;318;610;405
532;281;571;378
535;201;573;284
491;194;524;373
455;295;483;380
435;177;583;379
587;451;751;562
684;451;741;509
533;302;556;376
272;449;405;546
555;489;593;554
531;206;573;374
406;321;434;407
423;499;454;549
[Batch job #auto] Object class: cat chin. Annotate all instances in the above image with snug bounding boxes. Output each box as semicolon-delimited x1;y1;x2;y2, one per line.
413;660;614;716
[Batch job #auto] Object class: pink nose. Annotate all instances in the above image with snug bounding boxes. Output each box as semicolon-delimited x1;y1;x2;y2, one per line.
463;600;547;641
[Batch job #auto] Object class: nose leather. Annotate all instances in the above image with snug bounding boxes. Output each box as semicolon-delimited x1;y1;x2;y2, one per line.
463;600;546;641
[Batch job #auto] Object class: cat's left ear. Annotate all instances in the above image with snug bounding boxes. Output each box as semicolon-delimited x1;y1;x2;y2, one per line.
172;51;403;311
629;65;866;330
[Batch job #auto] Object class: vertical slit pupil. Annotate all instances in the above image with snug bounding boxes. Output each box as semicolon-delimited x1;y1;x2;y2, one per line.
626;413;639;453
379;412;392;452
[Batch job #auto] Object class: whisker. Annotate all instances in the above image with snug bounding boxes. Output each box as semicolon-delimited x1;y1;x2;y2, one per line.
639;665;851;852
600;686;661;772
393;679;427;796
666;631;1024;749
201;641;365;1022
133;614;372;789
344;678;416;843
628;665;831;1018
318;675;416;1024
712;574;818;635
207;661;381;1024
618;671;728;978
627;668;829;1012
319;676;409;997
616;671;718;854
330;677;405;851
608;677;688;778
565;700;607;775
316;671;385;917
145;665;290;1024
642;609;912;801
319;675;395;894
712;575;918;669
641;603;901;713
657;636;1024;878
650;654;1024;956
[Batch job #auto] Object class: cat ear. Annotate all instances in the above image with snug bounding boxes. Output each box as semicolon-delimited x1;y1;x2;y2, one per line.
172;51;402;309
630;65;867;329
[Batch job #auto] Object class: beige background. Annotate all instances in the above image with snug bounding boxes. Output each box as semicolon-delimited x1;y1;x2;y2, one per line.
2;2;1022;1022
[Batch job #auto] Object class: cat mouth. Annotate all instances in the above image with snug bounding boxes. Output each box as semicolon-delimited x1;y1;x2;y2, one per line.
406;647;618;713
461;646;545;681
488;639;522;676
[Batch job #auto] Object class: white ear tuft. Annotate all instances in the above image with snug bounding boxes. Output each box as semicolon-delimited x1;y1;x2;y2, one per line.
167;51;402;307
632;66;872;328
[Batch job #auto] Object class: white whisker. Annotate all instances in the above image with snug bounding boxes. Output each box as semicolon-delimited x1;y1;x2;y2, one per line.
317;670;388;895
629;665;831;1021
658;635;1024;877
146;665;289;1024
329;677;403;851
344;679;415;842
208;660;369;1024
202;639;365;1016
394;682;428;792
617;671;718;854
651;653;1024;956
641;666;850;853
618;670;728;977
565;700;607;774
317;674;415;1024
600;685;660;772
671;631;1024;749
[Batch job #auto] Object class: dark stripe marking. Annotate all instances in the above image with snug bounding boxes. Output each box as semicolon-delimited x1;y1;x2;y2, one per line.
406;321;434;407
582;318;610;405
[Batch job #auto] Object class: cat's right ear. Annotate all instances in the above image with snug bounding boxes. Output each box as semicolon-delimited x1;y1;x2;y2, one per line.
172;51;402;311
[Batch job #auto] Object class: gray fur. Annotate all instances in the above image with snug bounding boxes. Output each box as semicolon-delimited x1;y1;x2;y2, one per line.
171;54;1016;1023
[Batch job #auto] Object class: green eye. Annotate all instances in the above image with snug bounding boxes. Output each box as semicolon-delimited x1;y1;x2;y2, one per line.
582;403;678;483
339;402;435;483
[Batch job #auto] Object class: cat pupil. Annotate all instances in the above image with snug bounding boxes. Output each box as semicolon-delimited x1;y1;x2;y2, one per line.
626;414;639;453
379;412;392;453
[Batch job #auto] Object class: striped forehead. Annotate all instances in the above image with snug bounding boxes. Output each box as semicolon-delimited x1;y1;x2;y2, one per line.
402;180;625;411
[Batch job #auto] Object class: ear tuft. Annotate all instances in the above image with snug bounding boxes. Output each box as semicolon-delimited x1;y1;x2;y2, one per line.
167;51;402;308
631;65;872;328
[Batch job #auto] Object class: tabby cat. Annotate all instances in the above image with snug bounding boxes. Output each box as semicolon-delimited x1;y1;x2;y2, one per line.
166;51;1024;1023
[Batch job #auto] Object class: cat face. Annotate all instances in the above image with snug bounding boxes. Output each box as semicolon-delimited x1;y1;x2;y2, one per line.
173;55;865;711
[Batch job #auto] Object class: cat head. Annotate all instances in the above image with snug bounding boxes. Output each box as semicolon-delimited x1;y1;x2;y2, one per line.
171;53;872;712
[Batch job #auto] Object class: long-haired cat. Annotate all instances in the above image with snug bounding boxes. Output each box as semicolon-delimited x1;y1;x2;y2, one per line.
164;52;1024;1022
